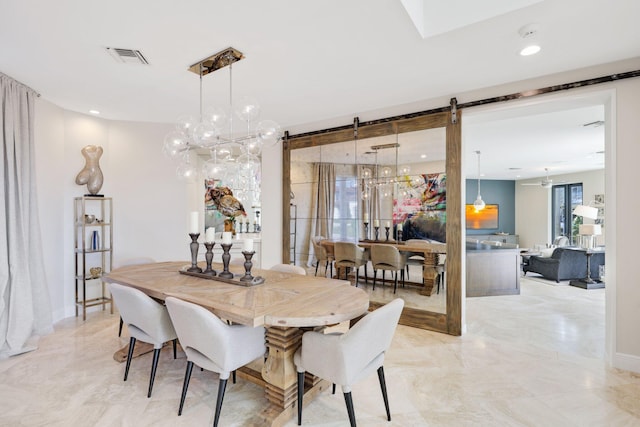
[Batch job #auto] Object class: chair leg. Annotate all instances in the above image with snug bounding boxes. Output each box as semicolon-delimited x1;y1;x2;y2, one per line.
330;261;333;278
315;261;319;276
377;366;391;421
406;264;410;281
124;336;136;381
297;371;304;425
178;361;194;415
343;391;357;427
364;265;368;284
401;269;405;287
355;266;360;287
232;370;236;384
325;260;329;277
173;338;177;359
382;270;386;284
118;317;124;337
393;271;398;294
213;378;228;427
332;383;336;394
148;348;161;398
373;270;377;290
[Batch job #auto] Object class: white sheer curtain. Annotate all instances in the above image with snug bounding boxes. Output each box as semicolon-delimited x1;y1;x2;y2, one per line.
0;73;53;358
306;163;336;266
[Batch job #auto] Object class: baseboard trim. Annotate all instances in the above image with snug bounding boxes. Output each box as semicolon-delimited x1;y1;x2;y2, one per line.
612;351;640;374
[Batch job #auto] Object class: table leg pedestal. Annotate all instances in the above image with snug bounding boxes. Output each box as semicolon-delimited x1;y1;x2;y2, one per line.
259;326;330;426
420;253;439;296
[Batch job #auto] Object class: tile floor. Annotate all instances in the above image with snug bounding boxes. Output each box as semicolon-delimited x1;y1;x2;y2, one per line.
1;277;639;426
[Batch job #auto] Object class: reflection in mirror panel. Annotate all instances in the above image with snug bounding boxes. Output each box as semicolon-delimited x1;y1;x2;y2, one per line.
289;127;447;315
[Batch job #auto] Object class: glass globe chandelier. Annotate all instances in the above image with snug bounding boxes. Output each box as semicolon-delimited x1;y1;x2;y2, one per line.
163;47;282;196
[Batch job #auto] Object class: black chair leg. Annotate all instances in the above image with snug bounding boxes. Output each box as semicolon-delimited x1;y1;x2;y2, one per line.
343;391;357;427
297;371;304;425
315;262;319;276
373;270;377;290
393;272;398;294
364;265;368;284
325;260;329;277
330;261;333;278
118;317;124;337
332;383;336;394
124;336;136;381
355;266;360;287
178;361;194;415
173;338;177;359
232;370;236;384
213;378;228;427
377;366;391;421
148;348;161;398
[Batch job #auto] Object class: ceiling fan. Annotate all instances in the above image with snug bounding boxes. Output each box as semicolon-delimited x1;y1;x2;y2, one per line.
521;168;563;189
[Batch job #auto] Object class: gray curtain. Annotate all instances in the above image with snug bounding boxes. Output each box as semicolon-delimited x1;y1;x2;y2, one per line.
307;163;336;266
0;73;53;358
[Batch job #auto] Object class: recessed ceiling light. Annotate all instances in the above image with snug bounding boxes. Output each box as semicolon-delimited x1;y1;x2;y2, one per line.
520;45;541;56
89;110;100;115
518;23;541;56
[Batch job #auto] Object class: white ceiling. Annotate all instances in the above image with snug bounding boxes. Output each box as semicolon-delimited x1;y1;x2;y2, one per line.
1;0;637;179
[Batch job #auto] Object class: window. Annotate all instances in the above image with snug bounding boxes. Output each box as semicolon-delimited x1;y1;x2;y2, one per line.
552;183;583;245
332;173;358;240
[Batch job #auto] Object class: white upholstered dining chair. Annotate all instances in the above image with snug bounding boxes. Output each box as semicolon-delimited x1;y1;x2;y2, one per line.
109;282;177;398
113;257;156;337
334;241;369;286
370;244;407;293
311;235;334;277
294;298;404;426
270;263;307;275
165;296;266;427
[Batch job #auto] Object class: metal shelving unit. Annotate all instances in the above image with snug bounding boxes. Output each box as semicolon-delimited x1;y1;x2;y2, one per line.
74;196;113;320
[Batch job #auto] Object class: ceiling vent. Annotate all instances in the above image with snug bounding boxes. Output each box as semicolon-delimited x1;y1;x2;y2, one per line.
106;47;149;65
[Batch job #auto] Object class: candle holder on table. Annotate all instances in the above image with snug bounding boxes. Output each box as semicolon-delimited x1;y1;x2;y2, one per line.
364;222;369;240
203;242;217;276
385;226;390;241
187;233;203;273
219;243;234;279
240;251;256;282
374;226;380;241
246;222;250;233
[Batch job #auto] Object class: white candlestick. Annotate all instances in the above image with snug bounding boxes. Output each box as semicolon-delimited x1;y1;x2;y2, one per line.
243;238;254;252
205;227;216;243
373;219;380;227
222;231;232;244
385;221;390;228
363;213;369;222
190;211;199;234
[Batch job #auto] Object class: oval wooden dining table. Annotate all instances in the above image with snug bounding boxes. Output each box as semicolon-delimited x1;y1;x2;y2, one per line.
104;260;369;426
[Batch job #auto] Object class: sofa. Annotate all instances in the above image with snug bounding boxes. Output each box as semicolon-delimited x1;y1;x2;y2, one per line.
523;247;605;282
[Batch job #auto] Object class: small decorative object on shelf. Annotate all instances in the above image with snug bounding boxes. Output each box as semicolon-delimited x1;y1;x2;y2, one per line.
203;242;217;276
396;223;403;242
240;251;255;282
219;243;234;279
89;267;102;279
374;226;380;241
363;221;369;240
385;226;390;241
187;233;203;273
